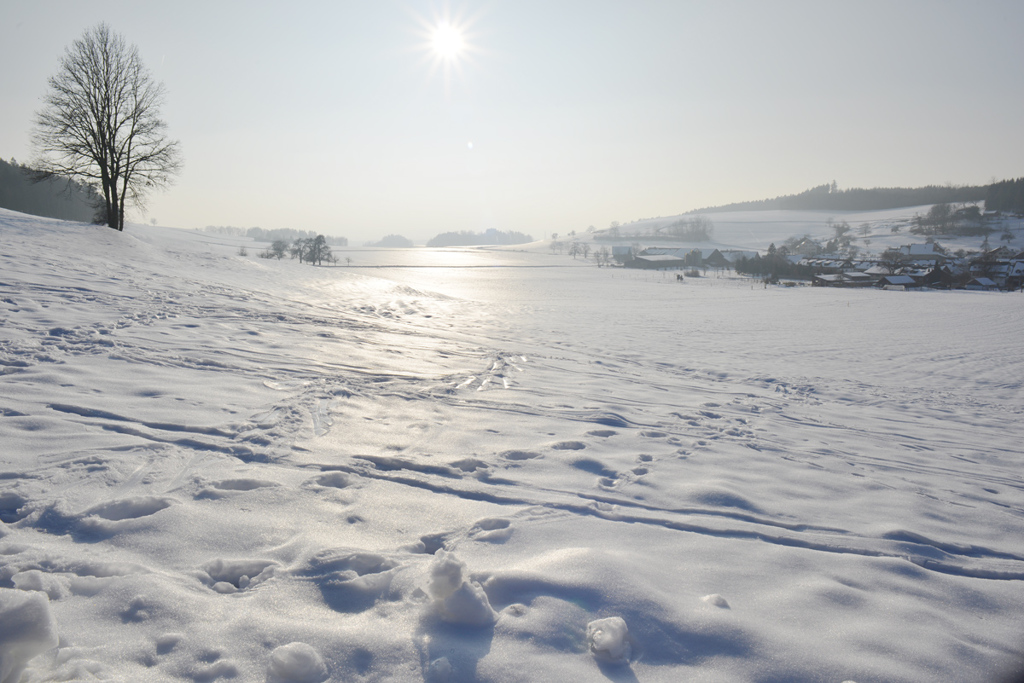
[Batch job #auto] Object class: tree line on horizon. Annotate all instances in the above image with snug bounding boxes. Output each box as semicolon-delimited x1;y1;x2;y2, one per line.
687;181;996;214
204;225;348;246
426;228;534;247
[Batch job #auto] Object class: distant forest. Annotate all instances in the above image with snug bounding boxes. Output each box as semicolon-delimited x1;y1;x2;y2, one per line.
427;228;534;247
0;157;100;223
205;225;347;246
688;181;991;214
985;178;1024;214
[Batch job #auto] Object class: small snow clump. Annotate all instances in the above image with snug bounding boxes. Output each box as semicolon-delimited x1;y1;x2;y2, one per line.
425;551;495;626
586;616;631;663
702;593;730;608
266;642;328;683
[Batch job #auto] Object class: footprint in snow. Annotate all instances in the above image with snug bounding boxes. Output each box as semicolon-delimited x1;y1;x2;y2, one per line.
500;450;542;461
212;478;278;491
196;478;279;499
78;496;177;533
469;517;513;543
0;491;31;523
201;558;277;594
296;549;401;613
309;472;351;489
448;458;488;472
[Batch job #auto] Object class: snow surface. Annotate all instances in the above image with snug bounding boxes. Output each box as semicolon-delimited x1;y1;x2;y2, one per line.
1;207;1023;682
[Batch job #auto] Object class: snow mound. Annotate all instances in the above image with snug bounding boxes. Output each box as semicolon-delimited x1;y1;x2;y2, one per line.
266;642;328;683
425;551;496;626
11;570;68;600
586;616;632;663
0;589;59;683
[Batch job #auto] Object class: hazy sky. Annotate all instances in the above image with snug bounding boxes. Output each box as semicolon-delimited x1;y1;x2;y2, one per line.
3;1;1023;243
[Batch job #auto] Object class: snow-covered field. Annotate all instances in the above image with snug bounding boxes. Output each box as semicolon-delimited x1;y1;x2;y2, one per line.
1;207;1022;682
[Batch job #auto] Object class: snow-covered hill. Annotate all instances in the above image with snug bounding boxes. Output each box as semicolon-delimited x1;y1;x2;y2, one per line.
611;206;1021;255
1;208;1022;682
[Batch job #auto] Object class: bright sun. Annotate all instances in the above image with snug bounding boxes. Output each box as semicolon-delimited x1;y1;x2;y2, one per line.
432;23;464;60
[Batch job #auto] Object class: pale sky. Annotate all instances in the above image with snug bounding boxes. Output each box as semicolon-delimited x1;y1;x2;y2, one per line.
3;1;1023;243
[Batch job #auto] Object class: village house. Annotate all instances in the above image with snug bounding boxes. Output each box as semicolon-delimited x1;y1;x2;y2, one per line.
812;272;875;288
969;247;1024;290
900;243;947;263
965;277;999;291
877;274;918;290
622;247;727;271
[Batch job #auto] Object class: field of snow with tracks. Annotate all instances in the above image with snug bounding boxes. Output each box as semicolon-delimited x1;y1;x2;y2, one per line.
1;207;1022;682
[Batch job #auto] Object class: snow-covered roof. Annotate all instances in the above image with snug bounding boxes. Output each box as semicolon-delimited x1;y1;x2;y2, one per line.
721;250;758;262
901;243;937;256
880;275;916;286
635;254;685;262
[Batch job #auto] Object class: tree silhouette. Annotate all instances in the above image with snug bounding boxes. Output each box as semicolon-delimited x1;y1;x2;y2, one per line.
32;24;181;231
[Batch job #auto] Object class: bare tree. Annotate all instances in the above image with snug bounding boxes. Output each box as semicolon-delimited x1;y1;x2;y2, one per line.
307;235;332;265
291;238;310;262
32;23;181;231
270;240;289;259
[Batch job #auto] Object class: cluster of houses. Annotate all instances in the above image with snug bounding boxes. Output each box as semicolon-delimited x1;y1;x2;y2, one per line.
612;246;750;271
805;244;1024;291
613;243;1024;292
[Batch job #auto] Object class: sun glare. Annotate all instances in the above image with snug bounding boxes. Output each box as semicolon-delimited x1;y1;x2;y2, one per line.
412;10;481;90
432;23;464;60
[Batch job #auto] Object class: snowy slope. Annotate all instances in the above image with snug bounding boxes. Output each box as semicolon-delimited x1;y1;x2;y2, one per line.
1;208;1022;682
